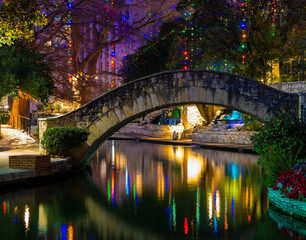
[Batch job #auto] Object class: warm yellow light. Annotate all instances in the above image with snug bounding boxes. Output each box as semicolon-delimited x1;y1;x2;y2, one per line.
187;157;202;185
157;162;165;201
216;190;220;218
68;222;74;240
136;172;143;197
24;205;30;232
208;193;213;220
174;147;184;162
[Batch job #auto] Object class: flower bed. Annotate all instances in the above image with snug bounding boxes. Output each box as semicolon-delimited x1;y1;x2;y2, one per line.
272;163;306;201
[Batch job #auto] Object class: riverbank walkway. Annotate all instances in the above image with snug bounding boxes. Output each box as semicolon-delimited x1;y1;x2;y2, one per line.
0;126;254;186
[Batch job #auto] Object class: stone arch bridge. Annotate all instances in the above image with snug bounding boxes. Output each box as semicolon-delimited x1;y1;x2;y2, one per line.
39;70;299;168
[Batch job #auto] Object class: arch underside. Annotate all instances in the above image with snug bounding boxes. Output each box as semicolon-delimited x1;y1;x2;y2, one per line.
72;89;295;167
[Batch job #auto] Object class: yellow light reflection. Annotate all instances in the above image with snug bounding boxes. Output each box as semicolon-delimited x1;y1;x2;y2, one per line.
187;157;202;185
208;193;213;221
136;172;142;197
216;191;220;219
38;204;47;236
68;222;74;240
24;205;30;233
157;163;165;201
174;147;184;162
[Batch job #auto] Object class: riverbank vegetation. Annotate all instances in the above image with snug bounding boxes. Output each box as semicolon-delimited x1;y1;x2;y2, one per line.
41;127;90;157
251;115;306;200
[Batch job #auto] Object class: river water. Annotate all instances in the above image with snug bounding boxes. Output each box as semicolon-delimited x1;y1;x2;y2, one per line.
0;140;304;240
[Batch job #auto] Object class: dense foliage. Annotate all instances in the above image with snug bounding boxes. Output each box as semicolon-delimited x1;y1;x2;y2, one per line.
0;0;47;46
120;21;178;82
256;144;303;187
41;127;90;156
251;115;305;187
242;114;263;131
251;115;306;159
32;0;177;105
0;43;54;101
121;0;304;83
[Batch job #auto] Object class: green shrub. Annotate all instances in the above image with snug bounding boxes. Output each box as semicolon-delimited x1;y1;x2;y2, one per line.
258;144;303;187
251;115;306;160
251;115;306;186
45;104;54;113
41;127;90;156
53;103;62;113
0;112;10;124
242;114;263;131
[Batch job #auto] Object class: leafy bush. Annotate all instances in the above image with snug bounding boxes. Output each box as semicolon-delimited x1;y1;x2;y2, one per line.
242;114;263;131
45;104;54;113
53;103;62;113
251;115;305;187
41;127;90;156
251;115;306;160
258;144;303;187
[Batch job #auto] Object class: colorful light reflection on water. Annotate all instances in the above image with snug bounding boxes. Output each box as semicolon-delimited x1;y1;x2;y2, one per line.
0;140;304;240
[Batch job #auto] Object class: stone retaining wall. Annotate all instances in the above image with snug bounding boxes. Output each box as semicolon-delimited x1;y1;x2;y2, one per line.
50;159;73;175
191;130;253;144
119;123;184;139
268;188;306;221
270;81;306;93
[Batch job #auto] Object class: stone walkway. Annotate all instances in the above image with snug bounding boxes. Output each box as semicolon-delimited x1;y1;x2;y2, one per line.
0;125;40;185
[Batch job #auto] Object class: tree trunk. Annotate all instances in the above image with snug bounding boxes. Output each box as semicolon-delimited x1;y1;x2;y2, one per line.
196;104;219;125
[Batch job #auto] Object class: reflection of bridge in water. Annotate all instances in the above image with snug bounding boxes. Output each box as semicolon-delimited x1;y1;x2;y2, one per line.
39;70;300;167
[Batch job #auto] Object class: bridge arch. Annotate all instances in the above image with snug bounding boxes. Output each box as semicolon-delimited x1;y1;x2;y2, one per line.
39;70;299;168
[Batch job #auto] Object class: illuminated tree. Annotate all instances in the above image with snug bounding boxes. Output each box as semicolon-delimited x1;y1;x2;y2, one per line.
121;0;304;84
0;42;53;129
0;43;53;101
34;0;178;105
174;0;304;83
0;0;47;46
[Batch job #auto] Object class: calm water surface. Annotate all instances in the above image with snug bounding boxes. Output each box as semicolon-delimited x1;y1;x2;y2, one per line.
0;140;304;240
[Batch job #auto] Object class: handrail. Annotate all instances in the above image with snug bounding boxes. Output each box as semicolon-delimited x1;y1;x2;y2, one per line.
8;114;31;135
